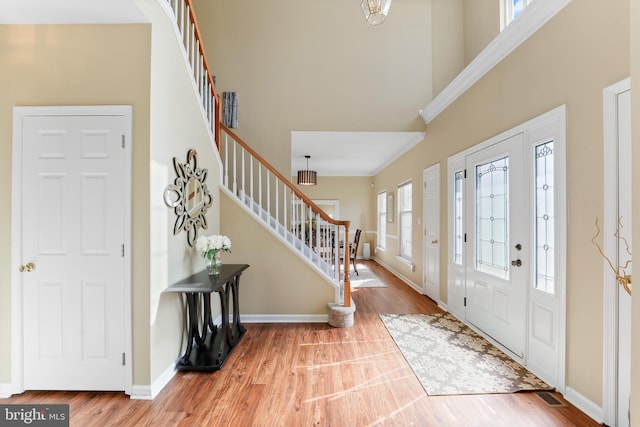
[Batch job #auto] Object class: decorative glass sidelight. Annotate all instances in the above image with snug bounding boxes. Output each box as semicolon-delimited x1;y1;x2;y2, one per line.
534;141;555;294
453;170;464;265
475;157;510;279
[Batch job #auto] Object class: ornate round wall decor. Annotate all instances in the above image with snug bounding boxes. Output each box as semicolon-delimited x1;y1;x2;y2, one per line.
163;149;213;246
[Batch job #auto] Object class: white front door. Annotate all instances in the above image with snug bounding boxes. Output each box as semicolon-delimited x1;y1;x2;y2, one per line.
19;112;128;390
465;133;528;358
423;164;440;302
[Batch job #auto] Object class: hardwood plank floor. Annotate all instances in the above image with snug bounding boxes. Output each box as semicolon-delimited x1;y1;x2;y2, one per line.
1;260;602;426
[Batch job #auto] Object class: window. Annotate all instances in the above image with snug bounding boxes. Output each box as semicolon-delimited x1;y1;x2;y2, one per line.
398;182;412;259
475;157;509;280
502;0;534;29
377;191;386;249
453;170;464;265
534;141;555;293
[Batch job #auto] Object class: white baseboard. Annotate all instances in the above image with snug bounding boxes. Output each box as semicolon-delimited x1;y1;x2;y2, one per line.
128;313;327;401
0;383;16;398
564;386;603;424
130;362;176;401
371;257;423;295
240;314;328;323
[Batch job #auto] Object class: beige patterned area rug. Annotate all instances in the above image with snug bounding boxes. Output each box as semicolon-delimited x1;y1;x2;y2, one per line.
380;312;553;395
350;263;387;288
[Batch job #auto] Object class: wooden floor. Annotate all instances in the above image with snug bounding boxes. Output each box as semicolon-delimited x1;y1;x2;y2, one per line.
1;260;601;426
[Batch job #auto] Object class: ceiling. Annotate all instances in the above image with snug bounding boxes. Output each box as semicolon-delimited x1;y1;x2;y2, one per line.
291;131;424;177
0;0;147;24
2;1;426;178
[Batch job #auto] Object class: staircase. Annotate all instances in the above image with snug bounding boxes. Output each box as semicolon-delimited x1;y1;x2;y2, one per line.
159;0;354;313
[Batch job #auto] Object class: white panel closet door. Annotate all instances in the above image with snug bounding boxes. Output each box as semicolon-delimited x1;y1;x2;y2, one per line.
21;114;127;390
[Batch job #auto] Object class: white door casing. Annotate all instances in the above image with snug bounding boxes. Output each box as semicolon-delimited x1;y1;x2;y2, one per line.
11;106;132;393
603;78;631;427
423;164;440;302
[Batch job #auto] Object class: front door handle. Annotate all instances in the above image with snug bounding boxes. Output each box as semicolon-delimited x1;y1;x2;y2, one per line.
511;259;522;267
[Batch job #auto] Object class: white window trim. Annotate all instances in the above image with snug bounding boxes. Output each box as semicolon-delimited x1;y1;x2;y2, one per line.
398;181;413;261
501;0;534;30
377;191;387;250
420;0;571;124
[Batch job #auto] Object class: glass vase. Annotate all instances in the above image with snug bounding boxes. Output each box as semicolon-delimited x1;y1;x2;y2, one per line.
206;252;221;276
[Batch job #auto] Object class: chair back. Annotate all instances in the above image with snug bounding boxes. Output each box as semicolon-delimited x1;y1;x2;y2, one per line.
351;229;362;258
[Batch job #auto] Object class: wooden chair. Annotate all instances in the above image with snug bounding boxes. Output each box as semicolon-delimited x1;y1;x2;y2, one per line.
349;229;362;276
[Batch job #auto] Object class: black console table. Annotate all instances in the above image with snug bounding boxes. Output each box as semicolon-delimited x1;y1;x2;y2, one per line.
164;264;249;371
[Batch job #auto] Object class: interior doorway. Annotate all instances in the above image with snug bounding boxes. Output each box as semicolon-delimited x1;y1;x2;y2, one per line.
423;163;440;302
11;106;133;393
602;78;631;427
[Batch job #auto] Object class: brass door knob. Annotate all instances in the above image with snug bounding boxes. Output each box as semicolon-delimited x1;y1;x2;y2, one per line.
19;262;35;273
431;239;438;244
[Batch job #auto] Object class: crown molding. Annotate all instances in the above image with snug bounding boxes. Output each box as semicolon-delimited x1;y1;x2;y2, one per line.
419;0;572;124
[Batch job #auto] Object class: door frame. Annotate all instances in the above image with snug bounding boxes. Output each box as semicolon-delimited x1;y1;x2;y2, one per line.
446;104;567;391
602;77;631;426
422;163;440;302
10;105;133;395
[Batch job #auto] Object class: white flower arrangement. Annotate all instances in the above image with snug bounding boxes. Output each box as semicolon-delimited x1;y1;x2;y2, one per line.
196;234;232;261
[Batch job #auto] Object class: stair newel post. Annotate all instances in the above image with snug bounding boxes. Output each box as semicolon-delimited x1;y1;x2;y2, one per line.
343;222;351;307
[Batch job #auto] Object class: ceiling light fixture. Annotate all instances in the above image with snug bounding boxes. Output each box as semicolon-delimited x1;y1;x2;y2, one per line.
361;0;392;25
297;155;317;186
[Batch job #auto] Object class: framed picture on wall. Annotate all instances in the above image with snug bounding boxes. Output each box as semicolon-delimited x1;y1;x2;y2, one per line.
387;192;394;223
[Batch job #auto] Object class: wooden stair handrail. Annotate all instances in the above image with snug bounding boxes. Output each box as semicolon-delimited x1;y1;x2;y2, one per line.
221;124;350;228
184;0;222;146
178;0;351;307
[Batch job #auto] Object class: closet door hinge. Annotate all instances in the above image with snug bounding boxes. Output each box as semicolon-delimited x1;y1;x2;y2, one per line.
464;297;467;307
122;135;125;148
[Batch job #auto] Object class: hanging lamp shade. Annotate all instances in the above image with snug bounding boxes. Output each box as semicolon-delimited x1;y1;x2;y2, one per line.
297;155;317;186
360;0;392;25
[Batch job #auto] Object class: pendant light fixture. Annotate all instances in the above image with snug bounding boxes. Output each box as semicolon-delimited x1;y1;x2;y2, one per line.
297;155;317;186
361;0;393;26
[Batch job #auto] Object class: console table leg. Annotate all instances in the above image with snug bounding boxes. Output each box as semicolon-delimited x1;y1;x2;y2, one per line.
181;293;199;364
228;276;245;345
216;286;229;361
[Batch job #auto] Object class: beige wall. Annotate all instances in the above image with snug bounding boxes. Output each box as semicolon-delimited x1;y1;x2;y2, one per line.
221;192;335;315
463;0;500;65
432;0;465;96
373;151;429;284
0;24;151;384
193;0;433;177
373;0;629;406
138;0;223;385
